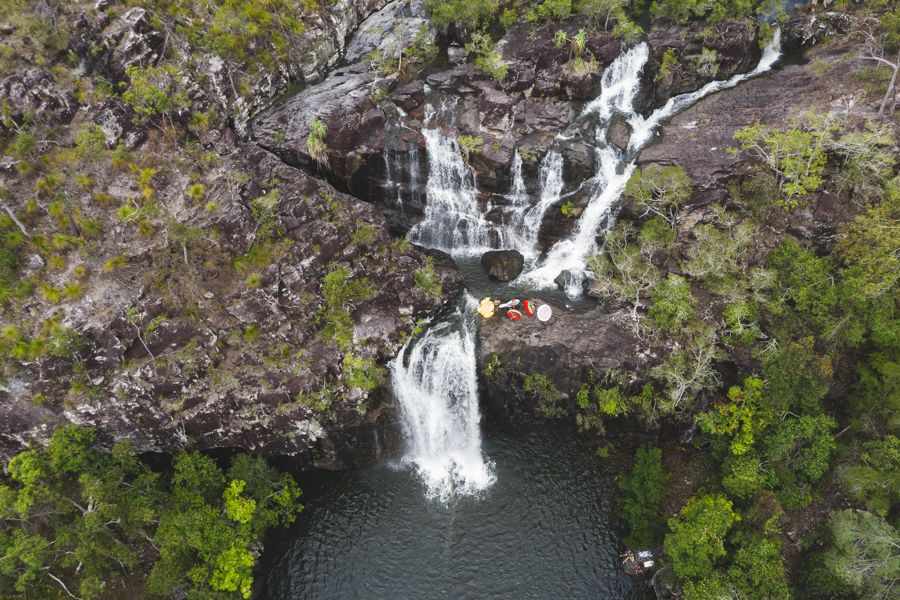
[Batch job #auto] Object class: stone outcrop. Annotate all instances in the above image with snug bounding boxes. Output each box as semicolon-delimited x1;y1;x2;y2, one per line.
0;143;463;467
635;35;869;244
481;250;525;282
477;304;651;426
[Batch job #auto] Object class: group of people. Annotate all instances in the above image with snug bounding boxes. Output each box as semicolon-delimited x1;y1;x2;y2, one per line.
477;297;552;322
620;549;655;575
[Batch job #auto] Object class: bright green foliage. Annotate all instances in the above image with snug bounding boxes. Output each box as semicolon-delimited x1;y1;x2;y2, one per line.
425;0;499;30
251;189;282;241
693;47;719;78
726;537;791;600
342;353;387;391
618;446;668;547
204;0;305;67
664;494;739;581
682;573;731;600
1;427;163;599
733;115;839;207
625;164;692;227
639;215;675;255
223;480;256;525
148;451;302;599
525;0;573;22
648;274;695;333
320;266;375;349
464;33;507;82
840;435;900;517
523;372;566;418
306;119;328;166
762;337;832;415
759;413;836;508
836;187;899;301
765;240;837;337
823;510;899;600
122;65;190;124
721;454;765;499
457;134;484;163
697;377;769;456
414;256;443;297
649;0;775;24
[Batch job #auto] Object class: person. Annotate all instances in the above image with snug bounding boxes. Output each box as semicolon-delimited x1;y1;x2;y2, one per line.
478;297;496;318
497;298;520;309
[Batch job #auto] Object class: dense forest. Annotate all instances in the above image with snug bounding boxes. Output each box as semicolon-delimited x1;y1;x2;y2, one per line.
1;0;898;598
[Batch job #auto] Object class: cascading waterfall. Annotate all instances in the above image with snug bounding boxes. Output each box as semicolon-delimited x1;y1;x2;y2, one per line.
389;31;781;501
504;150;565;259
518;30;782;296
390;295;495;501
408;103;500;254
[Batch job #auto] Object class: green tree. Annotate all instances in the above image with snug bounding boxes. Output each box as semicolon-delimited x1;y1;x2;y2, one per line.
664;494;739;581
626;164;692;228
840;435;900;517
733;114;839;207
618;446;669;547
759;413;836;508
648;274;695;333
696;377;770;456
726;537;791;600
823;509;900;600
425;0;499;29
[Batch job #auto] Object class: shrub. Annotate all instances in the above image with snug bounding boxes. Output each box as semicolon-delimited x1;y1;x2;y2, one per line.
823;509;899;600
523;372;566;418
840;435;899;516
733;114;840;207
343;353;386;391
414;256;442;297
306;119;328;166
618;446;668;547
664;494;739;581
122;65;190;125
425;0;499;30
464;33;507;82
457;134;484;163
648;274;695;333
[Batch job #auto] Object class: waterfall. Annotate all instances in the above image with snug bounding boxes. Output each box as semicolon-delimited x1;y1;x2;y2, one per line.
518;30;782;297
390;296;495;501
408;104;500;254
503;150;565;259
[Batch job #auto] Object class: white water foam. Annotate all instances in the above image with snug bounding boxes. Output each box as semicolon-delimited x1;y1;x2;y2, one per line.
390;296;495;501
407;124;500;254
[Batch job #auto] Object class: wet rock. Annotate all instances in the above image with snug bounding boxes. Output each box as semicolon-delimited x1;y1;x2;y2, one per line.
343;0;430;65
481;249;525;282
478;304;644;426
608;115;632;151
783;12;853;53
557;136;595;185
252;63;382;173
642;20;760;109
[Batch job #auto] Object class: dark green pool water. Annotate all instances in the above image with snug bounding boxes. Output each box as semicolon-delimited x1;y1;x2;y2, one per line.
257;431;638;600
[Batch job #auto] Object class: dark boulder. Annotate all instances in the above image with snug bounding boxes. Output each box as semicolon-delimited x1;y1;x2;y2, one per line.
0;70;75;128
608;115;632;151
481;249;525;282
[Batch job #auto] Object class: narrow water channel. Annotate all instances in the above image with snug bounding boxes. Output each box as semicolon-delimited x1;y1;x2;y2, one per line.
257;431;638;600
